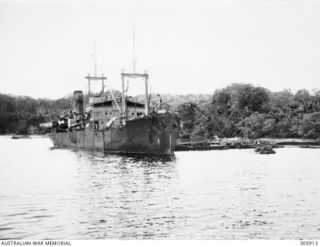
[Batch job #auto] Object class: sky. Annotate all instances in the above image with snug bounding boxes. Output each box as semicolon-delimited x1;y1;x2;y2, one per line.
0;0;320;99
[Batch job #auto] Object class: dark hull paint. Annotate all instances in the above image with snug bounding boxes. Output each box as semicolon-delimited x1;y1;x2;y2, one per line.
49;113;178;155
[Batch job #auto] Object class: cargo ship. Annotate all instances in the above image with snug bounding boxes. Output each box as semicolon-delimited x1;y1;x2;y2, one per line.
45;71;179;155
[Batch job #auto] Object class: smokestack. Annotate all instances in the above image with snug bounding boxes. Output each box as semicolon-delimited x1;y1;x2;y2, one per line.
73;90;84;116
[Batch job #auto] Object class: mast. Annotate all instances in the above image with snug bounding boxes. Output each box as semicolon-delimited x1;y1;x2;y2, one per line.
86;46;106;104
132;27;136;73
121;72;149;118
94;44;97;77
120;27;149;124
85;74;107;103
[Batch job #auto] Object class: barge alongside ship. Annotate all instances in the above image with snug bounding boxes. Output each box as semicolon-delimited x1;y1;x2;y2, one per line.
46;72;179;155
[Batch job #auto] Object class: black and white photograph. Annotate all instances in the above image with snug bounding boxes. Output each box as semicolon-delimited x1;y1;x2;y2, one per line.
0;0;320;245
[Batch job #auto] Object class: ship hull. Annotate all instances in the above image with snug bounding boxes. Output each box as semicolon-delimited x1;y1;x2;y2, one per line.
49;113;178;155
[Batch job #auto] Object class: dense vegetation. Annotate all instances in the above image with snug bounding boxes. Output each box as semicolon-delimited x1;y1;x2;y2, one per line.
0;94;72;134
1;83;320;140
176;84;320;140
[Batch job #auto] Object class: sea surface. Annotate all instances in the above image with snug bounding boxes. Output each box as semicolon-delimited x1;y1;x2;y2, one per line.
0;136;320;240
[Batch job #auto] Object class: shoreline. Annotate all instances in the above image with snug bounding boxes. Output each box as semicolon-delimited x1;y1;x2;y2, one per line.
175;138;320;151
2;134;319;151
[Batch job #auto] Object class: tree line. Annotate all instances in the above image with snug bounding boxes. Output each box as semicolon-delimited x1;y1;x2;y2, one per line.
0;94;72;134
176;84;320;140
1;83;320;139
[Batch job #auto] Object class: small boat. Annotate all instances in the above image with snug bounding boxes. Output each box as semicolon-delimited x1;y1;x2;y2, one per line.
11;134;31;139
255;145;276;154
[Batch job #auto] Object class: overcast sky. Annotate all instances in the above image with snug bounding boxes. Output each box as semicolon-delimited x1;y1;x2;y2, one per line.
0;0;320;99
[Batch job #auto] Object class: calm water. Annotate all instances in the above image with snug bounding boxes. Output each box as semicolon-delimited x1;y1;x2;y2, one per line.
0;136;320;240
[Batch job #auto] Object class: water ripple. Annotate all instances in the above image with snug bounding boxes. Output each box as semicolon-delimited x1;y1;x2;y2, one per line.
1;136;320;239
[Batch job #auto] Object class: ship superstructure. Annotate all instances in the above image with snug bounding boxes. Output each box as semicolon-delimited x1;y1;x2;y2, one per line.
47;70;179;155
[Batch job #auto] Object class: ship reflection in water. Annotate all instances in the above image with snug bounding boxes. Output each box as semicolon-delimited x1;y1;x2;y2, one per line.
1;136;320;239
